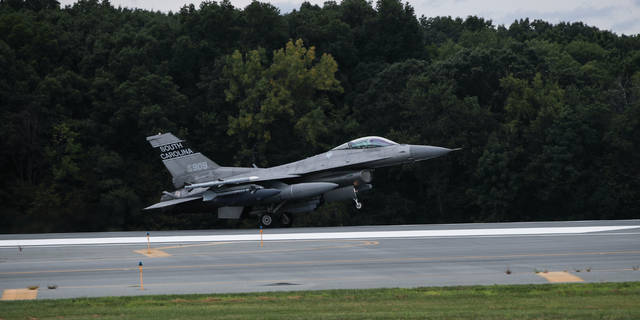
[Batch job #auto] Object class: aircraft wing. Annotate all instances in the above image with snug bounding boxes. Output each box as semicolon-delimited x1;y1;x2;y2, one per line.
290;157;394;175
143;197;201;210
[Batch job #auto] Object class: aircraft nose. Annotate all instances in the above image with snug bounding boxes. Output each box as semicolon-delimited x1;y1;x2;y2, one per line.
410;145;455;161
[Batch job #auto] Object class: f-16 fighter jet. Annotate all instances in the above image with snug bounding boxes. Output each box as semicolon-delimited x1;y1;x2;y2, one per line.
144;133;457;227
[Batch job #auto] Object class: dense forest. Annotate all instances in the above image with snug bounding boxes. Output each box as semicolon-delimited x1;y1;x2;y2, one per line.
1;0;639;233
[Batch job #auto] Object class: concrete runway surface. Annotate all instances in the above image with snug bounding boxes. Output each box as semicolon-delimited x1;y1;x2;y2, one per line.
1;220;639;300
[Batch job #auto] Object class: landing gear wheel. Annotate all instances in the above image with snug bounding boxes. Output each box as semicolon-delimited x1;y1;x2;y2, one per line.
261;213;274;228
280;212;294;228
356;202;362;209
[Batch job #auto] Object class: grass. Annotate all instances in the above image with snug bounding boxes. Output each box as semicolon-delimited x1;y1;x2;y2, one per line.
1;282;639;319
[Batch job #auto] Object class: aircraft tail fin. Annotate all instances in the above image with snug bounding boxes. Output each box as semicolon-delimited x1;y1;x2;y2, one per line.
147;133;220;188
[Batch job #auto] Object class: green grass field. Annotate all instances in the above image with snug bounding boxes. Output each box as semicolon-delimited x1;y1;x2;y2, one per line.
1;282;639;319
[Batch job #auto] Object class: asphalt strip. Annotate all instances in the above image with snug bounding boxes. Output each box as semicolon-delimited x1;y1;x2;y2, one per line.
1;226;638;247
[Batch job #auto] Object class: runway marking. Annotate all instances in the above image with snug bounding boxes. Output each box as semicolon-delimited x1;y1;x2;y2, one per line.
1;226;638;247
3;250;639;275
134;248;172;257
155;242;234;250
537;272;584;283
132;240;381;258
0;289;38;300
0;240;378;264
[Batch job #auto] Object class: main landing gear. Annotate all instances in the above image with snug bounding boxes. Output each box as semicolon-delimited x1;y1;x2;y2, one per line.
260;212;294;228
261;213;274;227
280;212;294;228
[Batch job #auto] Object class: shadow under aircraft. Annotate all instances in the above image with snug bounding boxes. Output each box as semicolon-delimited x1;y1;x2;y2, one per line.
145;133;458;227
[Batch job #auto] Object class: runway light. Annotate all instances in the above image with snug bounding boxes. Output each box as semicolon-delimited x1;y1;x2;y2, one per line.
139;262;144;290
260;226;263;247
147;232;150;254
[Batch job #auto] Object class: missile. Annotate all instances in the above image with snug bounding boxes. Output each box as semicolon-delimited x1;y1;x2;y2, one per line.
185;176;260;189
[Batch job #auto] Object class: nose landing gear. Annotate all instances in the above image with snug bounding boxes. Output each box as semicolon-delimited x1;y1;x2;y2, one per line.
280;212;294;228
353;187;362;209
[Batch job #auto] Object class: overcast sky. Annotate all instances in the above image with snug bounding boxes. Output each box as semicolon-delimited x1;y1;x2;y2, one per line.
58;0;640;36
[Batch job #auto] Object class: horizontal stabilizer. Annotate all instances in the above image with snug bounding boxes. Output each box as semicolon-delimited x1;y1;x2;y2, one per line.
143;197;201;210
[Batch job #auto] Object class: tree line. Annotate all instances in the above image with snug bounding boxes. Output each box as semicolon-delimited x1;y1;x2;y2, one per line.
1;0;638;233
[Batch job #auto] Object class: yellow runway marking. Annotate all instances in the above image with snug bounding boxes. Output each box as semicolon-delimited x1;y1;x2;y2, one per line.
537;271;585;283
134;248;172;257
2;250;639;275
134;242;235;257
155;242;233;250
133;240;377;257
1;289;38;300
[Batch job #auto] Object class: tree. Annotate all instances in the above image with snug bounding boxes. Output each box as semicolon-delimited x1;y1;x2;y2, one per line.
1;0;60;12
241;1;287;53
355;0;426;63
222;39;343;165
397;77;495;222
354;59;430;134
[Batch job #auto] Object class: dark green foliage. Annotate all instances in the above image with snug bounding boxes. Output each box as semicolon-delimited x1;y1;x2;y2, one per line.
355;0;427;63
0;0;638;233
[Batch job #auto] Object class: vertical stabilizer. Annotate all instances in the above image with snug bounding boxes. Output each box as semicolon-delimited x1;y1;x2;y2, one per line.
147;133;220;188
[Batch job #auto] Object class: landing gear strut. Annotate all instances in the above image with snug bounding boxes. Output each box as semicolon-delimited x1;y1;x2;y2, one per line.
353;187;362;209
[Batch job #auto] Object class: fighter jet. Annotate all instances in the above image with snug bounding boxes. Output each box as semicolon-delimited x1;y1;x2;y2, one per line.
144;133;457;227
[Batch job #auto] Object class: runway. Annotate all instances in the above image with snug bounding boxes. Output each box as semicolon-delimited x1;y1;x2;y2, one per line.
1;220;639;300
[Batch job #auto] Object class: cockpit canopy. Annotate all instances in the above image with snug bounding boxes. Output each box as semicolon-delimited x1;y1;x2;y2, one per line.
332;136;398;150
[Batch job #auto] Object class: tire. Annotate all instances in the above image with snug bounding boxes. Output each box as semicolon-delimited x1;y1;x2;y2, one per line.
280;212;294;228
261;213;274;227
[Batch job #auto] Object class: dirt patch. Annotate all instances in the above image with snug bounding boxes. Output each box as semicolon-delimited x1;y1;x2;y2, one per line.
202;298;222;302
257;297;276;300
287;296;302;300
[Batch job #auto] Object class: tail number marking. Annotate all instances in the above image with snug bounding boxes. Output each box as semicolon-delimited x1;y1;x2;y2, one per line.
188;162;208;173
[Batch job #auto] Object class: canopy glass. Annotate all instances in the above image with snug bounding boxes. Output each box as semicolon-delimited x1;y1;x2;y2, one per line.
332;136;398;150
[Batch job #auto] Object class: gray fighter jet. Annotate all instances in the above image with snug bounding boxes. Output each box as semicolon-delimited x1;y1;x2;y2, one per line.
144;133;457;227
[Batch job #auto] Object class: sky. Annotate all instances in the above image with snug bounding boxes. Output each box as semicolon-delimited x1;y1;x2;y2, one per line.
58;0;640;36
